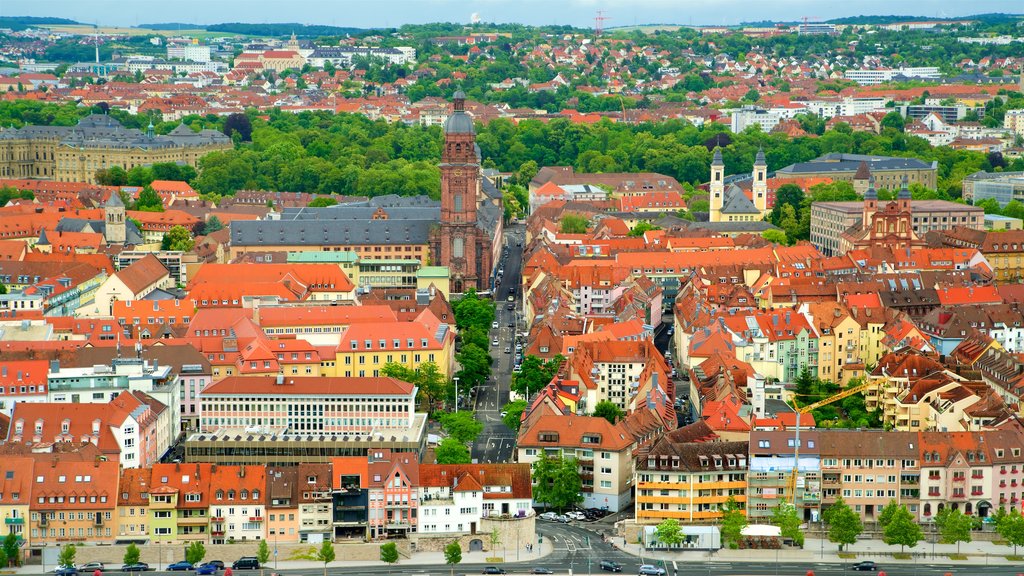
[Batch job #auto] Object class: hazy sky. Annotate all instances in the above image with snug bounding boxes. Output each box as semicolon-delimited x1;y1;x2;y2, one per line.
3;0;1020;28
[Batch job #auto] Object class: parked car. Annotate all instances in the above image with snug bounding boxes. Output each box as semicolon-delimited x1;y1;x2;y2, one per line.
231;558;260;570
120;564;150;572
53;567;78;576
492;338;499;347
167;562;193;571
482;568;506;575
851;561;878;572
530;569;553;574
504;346;511;354
203;562;225;571
196;565;218;576
554;514;570;523
538;512;558;521
566;511;586;520
638;565;665;576
492;321;499;329
599;561;622;573
77;563;105;572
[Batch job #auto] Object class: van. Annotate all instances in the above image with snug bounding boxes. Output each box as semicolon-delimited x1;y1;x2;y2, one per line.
232;558;260;570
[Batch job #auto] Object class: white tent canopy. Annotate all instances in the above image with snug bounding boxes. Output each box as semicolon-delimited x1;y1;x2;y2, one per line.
741;524;782;538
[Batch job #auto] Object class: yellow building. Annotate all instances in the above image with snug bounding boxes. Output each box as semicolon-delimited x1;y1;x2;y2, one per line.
330;320;455;378
802;301;864;385
980;231;1024;282
0;115;231;183
635;439;748;523
0;457;34;553
117;468;152;542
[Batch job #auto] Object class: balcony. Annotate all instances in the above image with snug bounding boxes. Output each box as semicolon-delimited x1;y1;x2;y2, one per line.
951;476;966;484
211;530;225;537
4;518;23;525
211;517;225;523
249;516;264;522
178;516;209;525
951;493;967;500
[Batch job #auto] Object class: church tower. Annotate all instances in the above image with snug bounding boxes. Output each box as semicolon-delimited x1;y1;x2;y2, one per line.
752;146;768;215
104;191;126;244
709;147;725;222
862;176;877;228
897;174;911;212
436;90;486;293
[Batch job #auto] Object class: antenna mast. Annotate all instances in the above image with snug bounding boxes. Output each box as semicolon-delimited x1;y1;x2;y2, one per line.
594;10;609;37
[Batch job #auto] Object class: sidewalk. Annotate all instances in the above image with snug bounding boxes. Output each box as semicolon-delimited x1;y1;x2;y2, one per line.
10;539;557;575
608;536;1024;566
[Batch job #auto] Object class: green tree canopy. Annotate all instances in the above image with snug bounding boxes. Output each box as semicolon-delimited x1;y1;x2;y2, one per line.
308;196;339;207
882;504;923;552
822;497;862;551
511;354;564;397
654;518;684;547
936;507;973;554
161;225;195;251
135;185;164;212
444;541;462;575
58;545;76;568
771;503;804;547
439;411;484;444
185;541;206;565
559;214;589;234
719;496;748;548
315;541;335;576
435;437;471;464
532;455;583;512
592;400;624;424
996;508;1024;555
627;222;659;237
502;399;528;431
203;215;224;234
379;542;399;570
123;544;141;566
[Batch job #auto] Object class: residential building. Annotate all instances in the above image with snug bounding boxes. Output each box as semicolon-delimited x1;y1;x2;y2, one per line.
148;463;212;544
0;360;48;416
332;315;455;378
801;301;864;385
265;467;299;543
0;457;34;550
747;430;821;522
365;450;419;539
296;463;332;543
844;67;940;85
818;430;920;521
209;465;266;543
418;463;534;534
29;458;119;545
88;254;172;316
116;468;151;543
635;423;748;524
517;414;636;512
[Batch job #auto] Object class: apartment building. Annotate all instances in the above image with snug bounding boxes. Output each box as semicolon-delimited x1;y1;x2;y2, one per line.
819;431;921;521
635;424;748;524
265;467;300;543
148;463;213;544
417;463;534;534
366;450;419;539
210;465;266;543
0;457;34;549
517;414;636;512
117;468;151;542
297;463;333;543
30;459;119;545
747;430;821;522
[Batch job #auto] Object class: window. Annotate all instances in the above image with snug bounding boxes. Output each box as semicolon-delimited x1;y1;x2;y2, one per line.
452;237;464;258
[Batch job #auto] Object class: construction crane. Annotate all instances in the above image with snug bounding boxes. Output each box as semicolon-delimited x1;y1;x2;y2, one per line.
594;10;609;36
787;380;874;505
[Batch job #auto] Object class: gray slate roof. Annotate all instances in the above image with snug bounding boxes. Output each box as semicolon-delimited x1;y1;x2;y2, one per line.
720;184;761;215
777;153;936;175
0;114;229;151
55;217;144;245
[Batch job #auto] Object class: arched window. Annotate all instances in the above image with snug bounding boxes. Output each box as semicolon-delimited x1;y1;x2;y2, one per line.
452;237;464;258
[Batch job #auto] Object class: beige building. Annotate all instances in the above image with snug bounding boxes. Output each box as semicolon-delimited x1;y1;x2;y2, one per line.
89;254;172;316
801;301;865;385
777;153;937;191
819;430;921;522
0;115;230;184
517;414;637;512
810;200;983;255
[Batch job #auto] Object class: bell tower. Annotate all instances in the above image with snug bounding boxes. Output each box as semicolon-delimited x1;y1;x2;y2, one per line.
104;191;126;244
709;147;725;222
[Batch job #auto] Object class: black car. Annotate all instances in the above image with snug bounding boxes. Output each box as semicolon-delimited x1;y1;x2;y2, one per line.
851;561;878;571
54;567;78;576
600;561;622;573
121;564;150;572
482;568;506;575
231;558;260;570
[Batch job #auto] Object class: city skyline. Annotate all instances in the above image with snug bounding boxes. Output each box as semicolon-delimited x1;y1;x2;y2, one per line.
3;0;1021;29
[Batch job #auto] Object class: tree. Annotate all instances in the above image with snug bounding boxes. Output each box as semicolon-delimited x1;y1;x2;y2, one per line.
761;229;788;245
379;542;399;573
308;196;338;207
256;540;271;576
627;222;658;237
123;544;140;566
0;532;16;566
502;399;527;431
881;111;906;132
772;503;804;547
559;214;588;234
821;497;862;551
444;541;462;576
315;541;335;576
455;343;492;390
510;354;564;397
223;113;253;141
489;527;501;552
936;507;972;554
882;504;923;552
532;455;584;512
439;411;484;444
202;215;224;234
719;496;747;548
996;508;1024;555
435;437;471;464
161;225;195;251
58;545;76;568
654;518;684;548
452;289;496;331
592;400;624;424
185;541;206;565
877;499;899;528
771;184;804;225
135;185;164;212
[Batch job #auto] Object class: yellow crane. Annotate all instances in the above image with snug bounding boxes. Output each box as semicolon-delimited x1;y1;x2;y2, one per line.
787;380;875;505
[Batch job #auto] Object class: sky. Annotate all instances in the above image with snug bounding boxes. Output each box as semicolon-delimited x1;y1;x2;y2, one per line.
3;0;1021;29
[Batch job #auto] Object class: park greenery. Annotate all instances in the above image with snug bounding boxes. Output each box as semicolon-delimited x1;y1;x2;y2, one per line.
794;371;881;429
592;400;625;424
451;289;496;392
380;361;451;411
501;399;528;431
439;411;484;444
510;354;565;397
532;455;584;512
995;508;1024;555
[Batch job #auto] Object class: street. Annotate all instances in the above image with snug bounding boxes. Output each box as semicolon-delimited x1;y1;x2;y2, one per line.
471;222;525;465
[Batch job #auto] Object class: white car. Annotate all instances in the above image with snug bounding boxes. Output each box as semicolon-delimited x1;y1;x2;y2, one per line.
492;338;499;347
566;511;586;520
492;321;499;329
539;512;558;521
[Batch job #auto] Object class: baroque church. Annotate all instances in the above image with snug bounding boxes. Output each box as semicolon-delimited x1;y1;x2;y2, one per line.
708;147;769;223
429;90;502;293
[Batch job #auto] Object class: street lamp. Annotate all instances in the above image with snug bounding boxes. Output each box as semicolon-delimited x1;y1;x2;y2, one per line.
453;376;460;413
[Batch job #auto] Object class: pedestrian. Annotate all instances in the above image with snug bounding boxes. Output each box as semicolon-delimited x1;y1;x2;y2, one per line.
95;570;102;576
225;568;233;576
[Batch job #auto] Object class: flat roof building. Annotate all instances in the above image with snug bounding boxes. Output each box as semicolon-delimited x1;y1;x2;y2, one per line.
777;153;938;191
